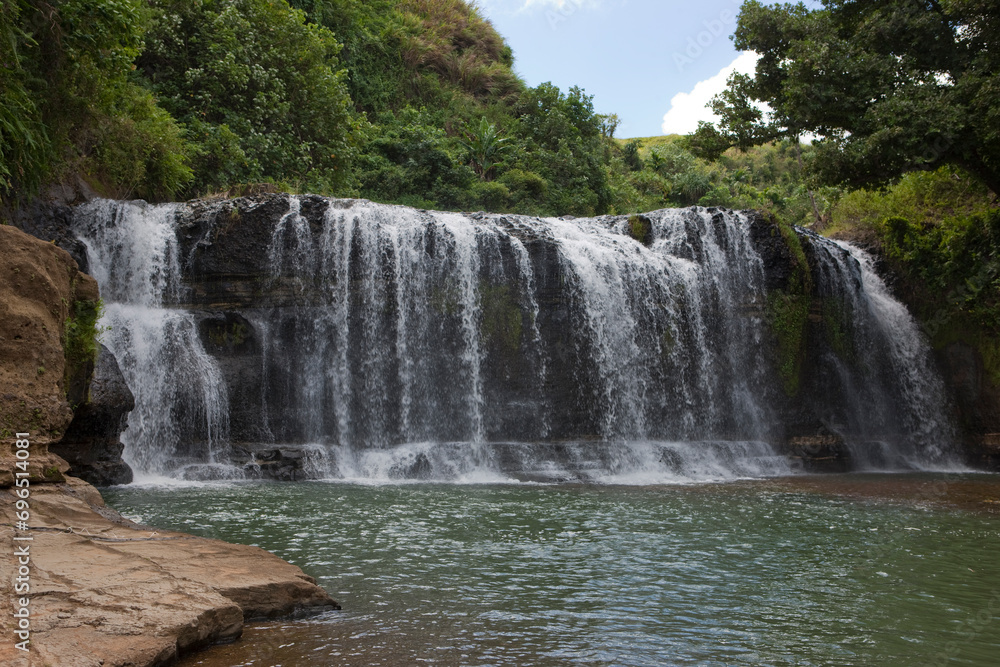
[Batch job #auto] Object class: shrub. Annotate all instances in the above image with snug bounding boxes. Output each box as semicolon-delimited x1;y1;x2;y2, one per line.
140;0;359;195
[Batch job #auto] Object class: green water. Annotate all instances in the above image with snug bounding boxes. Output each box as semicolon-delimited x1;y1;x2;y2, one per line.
102;475;1000;666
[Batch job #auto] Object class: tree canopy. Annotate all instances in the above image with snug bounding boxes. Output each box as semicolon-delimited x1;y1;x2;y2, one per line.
694;0;1000;195
139;0;359;194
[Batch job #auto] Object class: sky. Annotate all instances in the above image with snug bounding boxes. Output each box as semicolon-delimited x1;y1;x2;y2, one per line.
476;0;757;139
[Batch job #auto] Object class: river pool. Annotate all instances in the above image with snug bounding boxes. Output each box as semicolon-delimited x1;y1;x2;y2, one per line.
103;474;1000;666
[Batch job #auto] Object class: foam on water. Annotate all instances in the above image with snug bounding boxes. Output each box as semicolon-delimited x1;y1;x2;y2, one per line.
307;439;792;485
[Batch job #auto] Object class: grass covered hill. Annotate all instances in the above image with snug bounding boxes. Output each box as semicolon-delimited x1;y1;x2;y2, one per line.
6;0;817;218
1;0;612;216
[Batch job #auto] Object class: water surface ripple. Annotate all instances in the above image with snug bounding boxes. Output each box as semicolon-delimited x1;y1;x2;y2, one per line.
102;475;1000;666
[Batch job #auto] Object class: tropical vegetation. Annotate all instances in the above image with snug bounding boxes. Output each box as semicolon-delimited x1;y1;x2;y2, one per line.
0;0;996;372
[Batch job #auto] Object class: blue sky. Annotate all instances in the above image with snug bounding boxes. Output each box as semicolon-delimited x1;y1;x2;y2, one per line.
476;0;757;139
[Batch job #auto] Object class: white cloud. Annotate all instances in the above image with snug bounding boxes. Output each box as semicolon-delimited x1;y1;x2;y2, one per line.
661;52;759;135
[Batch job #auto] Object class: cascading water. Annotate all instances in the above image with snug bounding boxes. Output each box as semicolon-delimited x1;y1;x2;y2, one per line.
72;196;959;482
550;212;774;441
251;201;786;478
73;199;232;478
805;233;957;469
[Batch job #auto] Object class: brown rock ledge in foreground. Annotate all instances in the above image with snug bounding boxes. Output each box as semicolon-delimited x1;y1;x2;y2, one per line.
0;224;98;485
0;219;336;665
0;478;339;666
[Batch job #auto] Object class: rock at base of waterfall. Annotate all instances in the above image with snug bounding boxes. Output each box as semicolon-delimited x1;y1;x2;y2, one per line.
50;344;136;486
0;478;339;667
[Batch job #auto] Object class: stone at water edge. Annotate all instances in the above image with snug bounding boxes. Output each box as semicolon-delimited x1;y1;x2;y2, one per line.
50;344;136;486
0;224;96;485
0;478;340;667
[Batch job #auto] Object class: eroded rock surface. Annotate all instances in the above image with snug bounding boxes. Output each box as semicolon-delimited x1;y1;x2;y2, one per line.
0;479;338;667
50;345;135;486
0;225;98;485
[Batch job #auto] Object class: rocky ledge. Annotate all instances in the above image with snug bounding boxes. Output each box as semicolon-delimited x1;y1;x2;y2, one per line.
1;224;338;666
0;478;338;667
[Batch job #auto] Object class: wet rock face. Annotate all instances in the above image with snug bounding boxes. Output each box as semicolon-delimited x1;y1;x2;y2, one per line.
781;434;852;473
50;344;135;486
8;199;90;273
172;200;850;452
938;342;1000;467
178;194;331;309
745;210;798;292
227;445;330;482
167;195;606;446
19;194;976;474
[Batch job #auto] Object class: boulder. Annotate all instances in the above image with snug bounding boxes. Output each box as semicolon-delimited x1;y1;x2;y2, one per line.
0;479;338;667
50;344;135;486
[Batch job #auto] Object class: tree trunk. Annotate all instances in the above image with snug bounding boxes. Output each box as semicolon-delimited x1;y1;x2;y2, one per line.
961;152;1000;198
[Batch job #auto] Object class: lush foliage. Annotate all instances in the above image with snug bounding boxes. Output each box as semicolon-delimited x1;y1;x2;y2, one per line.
828;167;999;370
696;0;1000;196
139;0;358;194
0;0;192;204
63;297;104;404
1;0;621;215
461;117;508;181
0;0;44;195
606;135;840;226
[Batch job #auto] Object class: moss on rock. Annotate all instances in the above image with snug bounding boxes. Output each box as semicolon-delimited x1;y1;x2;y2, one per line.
767;292;811;396
63;297;103;407
479;284;523;357
627;214;653;246
765;220;814;397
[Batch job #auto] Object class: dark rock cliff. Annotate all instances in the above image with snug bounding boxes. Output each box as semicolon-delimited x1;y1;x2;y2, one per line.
937;343;1000;468
50;344;136;485
162;195;956;467
16;193;996;472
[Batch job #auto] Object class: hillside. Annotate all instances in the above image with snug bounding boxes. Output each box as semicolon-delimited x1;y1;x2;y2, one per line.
0;0;614;217
2;0;998;412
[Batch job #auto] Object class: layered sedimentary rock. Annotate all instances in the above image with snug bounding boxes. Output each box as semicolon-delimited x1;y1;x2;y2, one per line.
0;480;337;667
0;225;98;485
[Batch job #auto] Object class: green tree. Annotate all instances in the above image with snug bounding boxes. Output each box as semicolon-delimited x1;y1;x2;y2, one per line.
622;140;643;172
0;0;45;199
354;106;472;209
139;0;359;194
697;0;1000;195
1;0;192;204
510;83;611;216
461;117;508;181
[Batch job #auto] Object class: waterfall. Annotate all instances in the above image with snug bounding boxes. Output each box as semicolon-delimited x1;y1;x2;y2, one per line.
805;234;957;469
71;196;959;482
257;202;545;449
549;211;773;441
73;200;232;477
